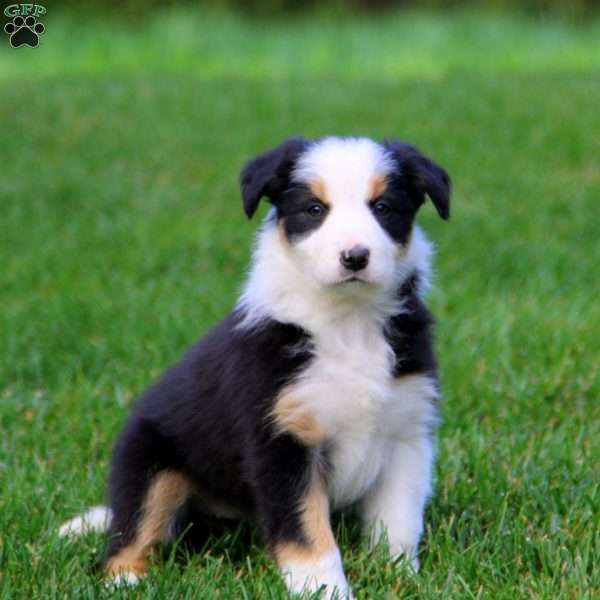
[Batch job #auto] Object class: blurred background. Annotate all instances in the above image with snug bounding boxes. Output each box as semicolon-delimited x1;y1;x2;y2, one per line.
1;1;599;598
51;0;600;19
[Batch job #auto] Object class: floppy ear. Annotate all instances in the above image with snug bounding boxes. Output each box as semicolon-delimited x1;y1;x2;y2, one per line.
383;140;451;220
240;137;309;219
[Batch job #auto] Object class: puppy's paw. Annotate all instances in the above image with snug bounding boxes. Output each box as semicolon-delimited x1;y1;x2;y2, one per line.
391;550;420;574
281;549;353;599
104;571;142;588
369;525;421;573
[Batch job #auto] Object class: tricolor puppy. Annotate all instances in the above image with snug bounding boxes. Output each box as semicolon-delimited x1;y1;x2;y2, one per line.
60;136;451;598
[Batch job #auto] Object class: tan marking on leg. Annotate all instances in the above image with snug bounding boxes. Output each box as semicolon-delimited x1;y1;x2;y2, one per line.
274;470;335;564
309;179;330;205
106;470;192;578
272;394;325;447
370;174;387;199
105;545;149;578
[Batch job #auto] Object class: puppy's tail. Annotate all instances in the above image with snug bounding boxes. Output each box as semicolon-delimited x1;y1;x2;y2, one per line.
59;505;112;538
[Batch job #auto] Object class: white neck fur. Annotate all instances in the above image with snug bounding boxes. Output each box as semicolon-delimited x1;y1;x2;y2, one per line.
237;219;433;334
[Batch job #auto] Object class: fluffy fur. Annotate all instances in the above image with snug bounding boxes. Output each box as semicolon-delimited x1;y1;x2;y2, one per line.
60;136;451;599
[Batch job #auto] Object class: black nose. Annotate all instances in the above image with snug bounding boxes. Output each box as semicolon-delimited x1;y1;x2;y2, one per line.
340;245;370;272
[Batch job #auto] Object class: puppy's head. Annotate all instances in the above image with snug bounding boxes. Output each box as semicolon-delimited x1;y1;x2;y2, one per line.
241;136;450;293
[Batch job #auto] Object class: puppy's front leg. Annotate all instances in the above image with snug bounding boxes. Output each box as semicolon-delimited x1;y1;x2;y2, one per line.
361;436;434;570
275;474;350;599
254;439;352;599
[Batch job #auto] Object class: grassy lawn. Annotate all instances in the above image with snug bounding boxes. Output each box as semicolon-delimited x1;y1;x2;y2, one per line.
1;8;599;599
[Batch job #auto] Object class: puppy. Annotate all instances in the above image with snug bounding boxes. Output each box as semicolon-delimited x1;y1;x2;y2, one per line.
60;136;451;598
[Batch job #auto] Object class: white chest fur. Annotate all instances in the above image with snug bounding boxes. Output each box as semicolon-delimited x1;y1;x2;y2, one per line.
284;311;436;508
327;369;439;509
312;316;393;507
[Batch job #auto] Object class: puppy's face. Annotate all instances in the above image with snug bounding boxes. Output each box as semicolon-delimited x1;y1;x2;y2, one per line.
241;136;450;294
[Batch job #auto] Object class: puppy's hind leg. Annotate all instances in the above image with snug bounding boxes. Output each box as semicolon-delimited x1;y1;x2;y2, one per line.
106;469;192;583
105;421;192;584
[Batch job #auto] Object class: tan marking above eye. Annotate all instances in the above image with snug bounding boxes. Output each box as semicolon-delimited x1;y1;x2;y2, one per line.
309;179;330;205
370;174;387;200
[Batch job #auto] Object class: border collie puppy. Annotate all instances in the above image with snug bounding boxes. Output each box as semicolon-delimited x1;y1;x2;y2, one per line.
60;136;451;599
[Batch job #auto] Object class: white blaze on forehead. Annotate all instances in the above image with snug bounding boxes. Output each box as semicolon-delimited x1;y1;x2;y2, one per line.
293;137;394;205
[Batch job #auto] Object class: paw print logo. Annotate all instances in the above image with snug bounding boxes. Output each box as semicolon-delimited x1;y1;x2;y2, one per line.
4;15;45;48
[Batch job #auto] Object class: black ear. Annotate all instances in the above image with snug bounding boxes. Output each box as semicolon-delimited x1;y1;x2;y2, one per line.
383;140;451;220
240;137;309;219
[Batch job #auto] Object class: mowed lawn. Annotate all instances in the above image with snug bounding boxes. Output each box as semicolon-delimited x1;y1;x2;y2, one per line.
1;9;599;599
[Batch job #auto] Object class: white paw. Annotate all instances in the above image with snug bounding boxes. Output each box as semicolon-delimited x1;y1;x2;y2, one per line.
281;549;353;599
368;522;421;573
104;571;141;587
59;506;112;537
390;549;420;573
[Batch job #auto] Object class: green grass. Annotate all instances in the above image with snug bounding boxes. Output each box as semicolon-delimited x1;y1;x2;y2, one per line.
3;9;600;80
1;8;599;599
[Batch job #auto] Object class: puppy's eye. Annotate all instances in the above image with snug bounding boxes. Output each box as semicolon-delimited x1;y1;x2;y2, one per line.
372;200;391;216
306;202;326;218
